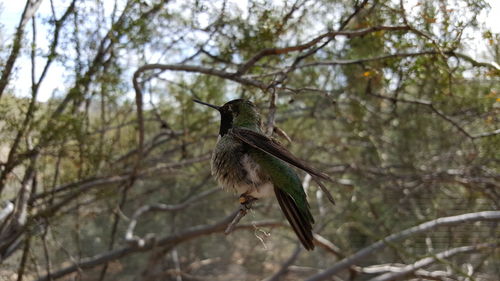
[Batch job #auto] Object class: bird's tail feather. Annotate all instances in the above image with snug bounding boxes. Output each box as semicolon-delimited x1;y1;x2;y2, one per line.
274;187;314;250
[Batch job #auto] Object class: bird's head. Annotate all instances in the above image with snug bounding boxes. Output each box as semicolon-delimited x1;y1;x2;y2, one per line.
193;98;261;136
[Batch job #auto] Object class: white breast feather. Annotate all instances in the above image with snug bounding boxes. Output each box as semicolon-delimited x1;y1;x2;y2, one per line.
241;155;274;198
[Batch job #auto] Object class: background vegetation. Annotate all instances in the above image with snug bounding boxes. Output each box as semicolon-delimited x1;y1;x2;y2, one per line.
0;0;499;280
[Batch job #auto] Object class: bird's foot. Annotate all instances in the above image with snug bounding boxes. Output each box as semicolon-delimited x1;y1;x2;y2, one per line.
225;195;257;235
239;194;257;210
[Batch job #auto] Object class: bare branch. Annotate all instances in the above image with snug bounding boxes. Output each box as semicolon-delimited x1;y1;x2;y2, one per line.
15;235;32;281
257;50;499;79
357;264;455;280
35;211;280;281
472;128;500;138
399;0;447;60
41;227;53;281
125;188;218;243
282;0;372;74
0;0;154;193
0;0;74;193
299;50;500;71
235;25;410;75
34;0;77;90
338;0;370;31
305;211;500;281
368;91;498;140
313;234;343;259
367;243;497;281
263;245;302;281
368;93;474;139
134;63;268;89
0;0;43;98
31;155;210;206
451;52;500;71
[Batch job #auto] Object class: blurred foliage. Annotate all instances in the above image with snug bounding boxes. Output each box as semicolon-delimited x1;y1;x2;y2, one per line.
0;0;498;280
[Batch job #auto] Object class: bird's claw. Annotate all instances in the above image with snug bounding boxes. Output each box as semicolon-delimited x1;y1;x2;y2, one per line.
239;194;257;209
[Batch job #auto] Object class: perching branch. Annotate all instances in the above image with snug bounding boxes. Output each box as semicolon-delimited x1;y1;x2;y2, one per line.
223;209;246;235
224;198;259;235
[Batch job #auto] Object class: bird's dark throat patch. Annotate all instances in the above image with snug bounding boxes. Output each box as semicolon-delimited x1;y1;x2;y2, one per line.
219;110;233;136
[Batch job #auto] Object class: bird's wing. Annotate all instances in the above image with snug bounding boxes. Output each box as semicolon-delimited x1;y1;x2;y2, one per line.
229;127;332;181
245;141;316;251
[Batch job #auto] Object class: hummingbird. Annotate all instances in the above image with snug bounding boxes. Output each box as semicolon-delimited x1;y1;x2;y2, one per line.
193;98;332;250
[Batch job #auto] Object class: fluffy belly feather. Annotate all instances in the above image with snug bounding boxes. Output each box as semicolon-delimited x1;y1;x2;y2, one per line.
212;151;274;199
235;181;274;198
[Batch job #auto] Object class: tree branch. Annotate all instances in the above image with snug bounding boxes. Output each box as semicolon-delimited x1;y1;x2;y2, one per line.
134;63;268;89
35;211;280;281
125;188;218;243
305;211;500;281
368;93;475;139
367;243;497;281
299;50;500;71
235;25;410;75
0;0;43;99
263;245;302;281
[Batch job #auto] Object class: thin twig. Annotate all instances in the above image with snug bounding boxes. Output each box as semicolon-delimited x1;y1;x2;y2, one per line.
16;235;32;281
98;181;134;281
312;177;335;205
41;225;53;281
266;87;278;136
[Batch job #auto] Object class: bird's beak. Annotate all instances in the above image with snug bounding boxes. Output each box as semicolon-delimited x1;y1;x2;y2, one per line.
193;99;220;111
